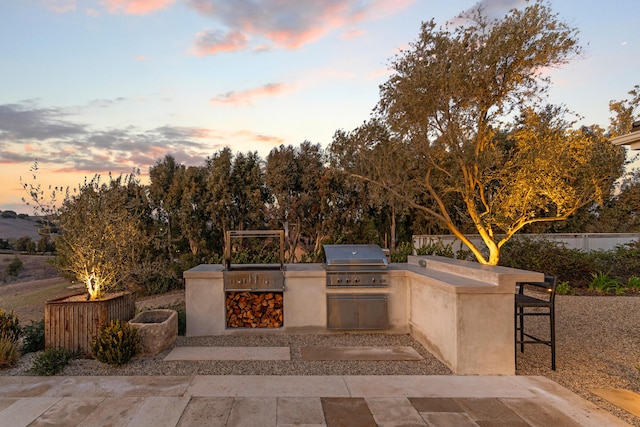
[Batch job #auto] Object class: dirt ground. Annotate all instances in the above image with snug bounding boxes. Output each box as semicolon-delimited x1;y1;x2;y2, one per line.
0;254;184;323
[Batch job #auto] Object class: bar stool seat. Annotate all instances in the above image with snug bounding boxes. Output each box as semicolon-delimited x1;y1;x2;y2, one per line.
515;275;557;370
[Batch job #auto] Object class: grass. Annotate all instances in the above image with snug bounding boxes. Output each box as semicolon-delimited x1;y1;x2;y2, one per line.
0;279;74;312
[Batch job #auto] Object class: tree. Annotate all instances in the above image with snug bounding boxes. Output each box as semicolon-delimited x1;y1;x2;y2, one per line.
349;1;625;265
265;142;325;261
608;85;640;138
148;155;185;260
55;174;148;300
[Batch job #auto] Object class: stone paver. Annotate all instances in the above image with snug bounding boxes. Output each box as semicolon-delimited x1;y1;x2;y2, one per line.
176;397;233;426
590;388;640;419
301;346;423;361
277;397;326;426
165;346;291;361
0;376;632;427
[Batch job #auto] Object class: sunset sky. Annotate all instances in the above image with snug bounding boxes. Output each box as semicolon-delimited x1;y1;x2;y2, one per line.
1;0;639;214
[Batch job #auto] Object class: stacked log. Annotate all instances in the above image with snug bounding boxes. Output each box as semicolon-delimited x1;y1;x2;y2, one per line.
226;292;283;328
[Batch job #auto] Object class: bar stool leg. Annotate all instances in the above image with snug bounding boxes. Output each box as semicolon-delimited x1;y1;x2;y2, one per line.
550;306;556;370
519;306;525;353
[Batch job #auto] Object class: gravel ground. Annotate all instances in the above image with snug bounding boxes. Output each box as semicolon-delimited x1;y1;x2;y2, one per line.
3;295;640;425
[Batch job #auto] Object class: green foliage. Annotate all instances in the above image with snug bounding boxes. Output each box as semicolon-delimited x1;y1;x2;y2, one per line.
55;173;149;300
415;239;474;261
29;348;75;376
21;319;45;354
627;276;640;290
0;337;20;369
390;241;413;262
6;256;23;276
588;272;620;293
500;237;593;286
341;1;627;265
91;320;140;366
14;236;36;254
129;261;182;297
555;281;575;295
0;309;21;343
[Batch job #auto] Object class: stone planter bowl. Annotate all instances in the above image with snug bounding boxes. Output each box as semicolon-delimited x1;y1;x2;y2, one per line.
129;309;178;356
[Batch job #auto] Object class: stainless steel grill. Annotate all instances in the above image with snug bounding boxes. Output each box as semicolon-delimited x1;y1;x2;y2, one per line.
323;244;389;288
323;244;390;330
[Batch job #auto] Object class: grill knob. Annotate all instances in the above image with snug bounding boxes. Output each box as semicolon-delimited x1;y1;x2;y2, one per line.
346;278;351;283
371;278;376;283
354;278;359;283
337;278;342;283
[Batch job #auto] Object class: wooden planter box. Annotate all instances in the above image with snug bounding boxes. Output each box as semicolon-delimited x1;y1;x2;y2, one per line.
45;291;135;354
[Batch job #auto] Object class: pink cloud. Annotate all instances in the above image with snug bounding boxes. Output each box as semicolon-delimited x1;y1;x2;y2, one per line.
103;0;175;15
191;29;248;55
210;82;289;106
188;0;415;54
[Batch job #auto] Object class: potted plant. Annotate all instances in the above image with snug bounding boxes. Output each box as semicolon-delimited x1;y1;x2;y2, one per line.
42;173;148;354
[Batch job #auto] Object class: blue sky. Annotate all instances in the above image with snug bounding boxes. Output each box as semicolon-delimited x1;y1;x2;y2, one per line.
1;0;639;213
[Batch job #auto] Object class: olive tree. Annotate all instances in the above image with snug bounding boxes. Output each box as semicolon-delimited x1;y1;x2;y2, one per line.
55;173;148;300
350;1;624;265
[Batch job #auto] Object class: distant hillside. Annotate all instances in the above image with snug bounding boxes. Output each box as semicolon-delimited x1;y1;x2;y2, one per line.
0;214;43;241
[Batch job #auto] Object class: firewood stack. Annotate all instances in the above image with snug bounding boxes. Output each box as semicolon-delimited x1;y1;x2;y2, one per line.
226;292;284;328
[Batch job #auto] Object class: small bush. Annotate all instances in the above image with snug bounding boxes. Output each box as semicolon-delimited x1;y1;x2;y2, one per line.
500;237;593;287
21;319;45;354
29;348;75;375
91;320;140;366
391;241;413;262
627;276;640;290
588;272;619;293
0;337;20;369
0;309;21;342
130;261;181;296
6;256;23;276
556;281;575;295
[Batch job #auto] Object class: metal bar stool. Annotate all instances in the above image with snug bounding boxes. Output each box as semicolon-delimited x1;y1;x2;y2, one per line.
514;275;557;370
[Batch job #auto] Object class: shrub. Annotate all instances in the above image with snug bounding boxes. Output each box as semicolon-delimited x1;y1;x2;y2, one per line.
6;256;23;277
556;281;575;295
14;236;36;253
627;276;640;290
588;272;619;293
29;348;75;375
0;337;20;369
0;309;21;343
500;237;593;287
91;320;140;366
415;239;474;260
1;210;17;219
129;261;181;296
21;319;45;354
391;241;413;262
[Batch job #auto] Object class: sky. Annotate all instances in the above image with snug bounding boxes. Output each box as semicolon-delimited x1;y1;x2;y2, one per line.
1;0;639;214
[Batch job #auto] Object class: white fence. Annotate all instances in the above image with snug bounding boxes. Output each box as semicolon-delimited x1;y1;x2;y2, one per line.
412;233;640;253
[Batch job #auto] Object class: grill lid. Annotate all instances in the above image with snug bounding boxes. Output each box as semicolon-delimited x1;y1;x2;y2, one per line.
322;244;389;269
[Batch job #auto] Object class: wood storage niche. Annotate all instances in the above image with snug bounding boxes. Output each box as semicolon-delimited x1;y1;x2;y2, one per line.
226;291;283;328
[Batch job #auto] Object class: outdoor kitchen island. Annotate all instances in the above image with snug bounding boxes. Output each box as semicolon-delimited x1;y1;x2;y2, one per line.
184;255;542;375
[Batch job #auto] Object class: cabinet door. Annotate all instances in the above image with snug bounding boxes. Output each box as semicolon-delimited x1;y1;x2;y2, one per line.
326;293;388;330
